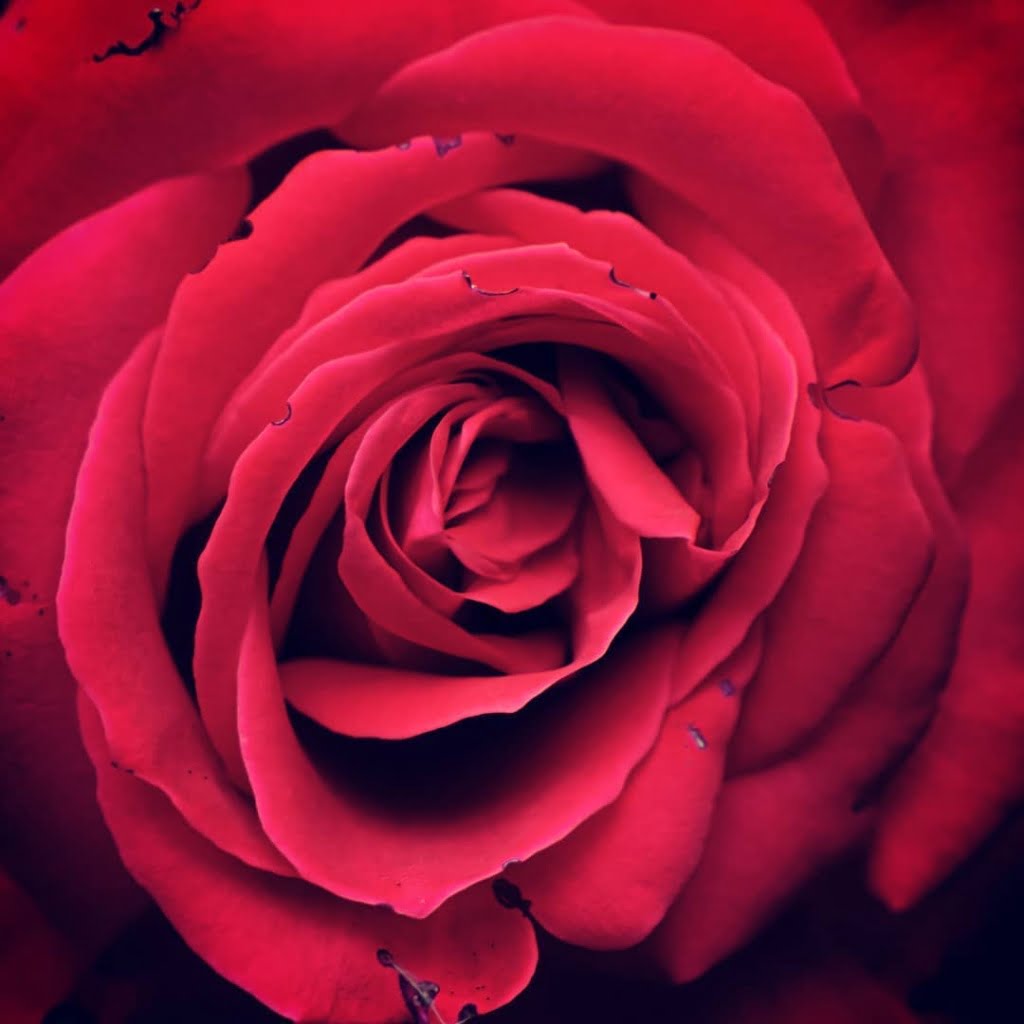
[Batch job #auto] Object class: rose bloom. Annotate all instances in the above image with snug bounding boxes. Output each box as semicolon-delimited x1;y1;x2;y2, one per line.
1;1;1022;1022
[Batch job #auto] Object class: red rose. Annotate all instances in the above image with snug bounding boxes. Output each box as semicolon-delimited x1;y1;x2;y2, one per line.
1;2;1021;1022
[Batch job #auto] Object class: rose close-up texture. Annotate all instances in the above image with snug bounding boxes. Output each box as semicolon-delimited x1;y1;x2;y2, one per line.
1;1;1022;1022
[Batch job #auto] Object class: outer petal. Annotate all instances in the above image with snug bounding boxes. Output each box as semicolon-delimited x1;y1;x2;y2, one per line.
730;415;934;771
813;0;1024;482
0;0;593;274
871;400;1024;909
648;376;967;981
814;0;1024;908
343;16;915;387
506;627;762;950
58;333;294;876
577;0;886;204
238;568;673;917
2;168;246;949
78;696;537;1024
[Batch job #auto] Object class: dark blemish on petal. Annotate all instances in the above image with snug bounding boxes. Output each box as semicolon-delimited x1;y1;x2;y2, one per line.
461;270;519;297
608;266;656;300
397;974;432;1024
719;678;736;697
0;576;22;606
15;16;27;31
493;878;532;917
494;133;516;145
169;0;202;25
37;607;45;616
227;217;253;242
92;8;168;62
687;724;708;751
458;1004;479;1021
377;948;395;968
4;651;12;658
433;135;462;157
92;1;200;63
270;401;292;426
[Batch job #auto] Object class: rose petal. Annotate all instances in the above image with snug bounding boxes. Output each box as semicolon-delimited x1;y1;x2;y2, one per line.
144;136;599;594
196;246;720;760
343;16;915;387
0;0;595;274
814;0;1024;908
558;347;702;539
871;399;1024;909
730;415;935;772
460;533;581;613
271;354;567;641
282;496;639;739
58;335;294;876
812;0;1024;485
616;199;827;702
339;381;569;672
507;626;762;950
3;168;246;947
78;694;537;1024
578;0;886;205
239;568;671;915
648;384;968;978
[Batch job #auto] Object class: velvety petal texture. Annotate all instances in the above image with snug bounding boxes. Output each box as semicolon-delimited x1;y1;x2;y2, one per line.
0;1;1016;1021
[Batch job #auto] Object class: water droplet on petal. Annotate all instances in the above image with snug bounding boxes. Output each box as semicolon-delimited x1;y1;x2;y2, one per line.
687;724;708;751
719;678;736;697
270;401;292;426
